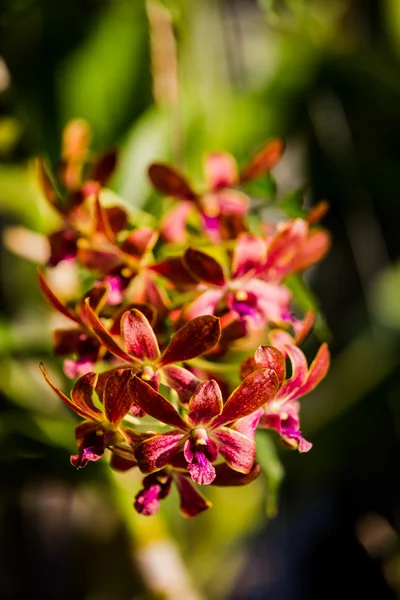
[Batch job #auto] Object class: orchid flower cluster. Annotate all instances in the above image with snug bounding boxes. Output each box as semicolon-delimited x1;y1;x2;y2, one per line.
38;120;330;517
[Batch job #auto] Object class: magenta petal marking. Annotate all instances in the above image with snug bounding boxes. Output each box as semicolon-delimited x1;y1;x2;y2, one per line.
135;431;186;473
122;309;160;361
134;484;162;516
187;456;216;485
188;380;223;426
213;427;256;474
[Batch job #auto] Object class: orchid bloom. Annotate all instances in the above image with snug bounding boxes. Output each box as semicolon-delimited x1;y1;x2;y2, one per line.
262;218;331;284
148;139;284;243
154;233;307;337
249;331;330;452
40;365;144;468
129;368;279;485
83;301;221;404
134;462;261;518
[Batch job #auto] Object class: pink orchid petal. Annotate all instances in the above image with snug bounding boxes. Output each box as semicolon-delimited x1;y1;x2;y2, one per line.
212;462;261;486
277;345;308;399
254;346;286;383
161;365;201;405
212;368;279;429
243;279;291;325
268;329;295;351
184;437;218;485
128;376;189;431
184;248;226;287
148;163;196;199
174;473;212;517
160;201;193;244
293;343;330;399
291;229;331;273
213;427;256;474
184;289;224;321
160;315;220;366
135;431;186;473
232;408;263;440
232;234;267;278
204;152;238;190
188;380;223;426
215;189;249;215
121;309;160;361
104;369;135;424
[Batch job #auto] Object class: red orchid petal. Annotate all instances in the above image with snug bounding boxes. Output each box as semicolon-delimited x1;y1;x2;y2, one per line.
94;195;115;243
110;450;138;472
188;380;223;426
121;309;160;361
160;315;221;366
294;343;330;399
293;311;315;345
90;148;118;184
74;420;101;449
254;345;286;383
307;200;329;225
278;345;308;399
212;462;261;486
232;234;267;279
161;365;200;405
149;257;198;288
104;369;135;424
120;227;157;259
38;270;80;325
240;138;284;182
174;472;212;517
40;364;98;420
76;244;120;272
183;248;226;286
204;152;238;190
160;201;193;244
128;376;189;431
135;431;186;473
37;158;63;214
184;289;224;321
213;427;256;474
291;229;331;273
148;163;196;200
268;329;295;350
131;272;170;319
212;368;279;428
71;371;101;416
232;408;263;440
82;299;133;364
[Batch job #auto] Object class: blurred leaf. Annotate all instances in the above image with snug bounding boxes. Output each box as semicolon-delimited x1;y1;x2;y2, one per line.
278;188;307;218
256;430;284;517
371;261;400;331
58;0;152;145
285;272;319;311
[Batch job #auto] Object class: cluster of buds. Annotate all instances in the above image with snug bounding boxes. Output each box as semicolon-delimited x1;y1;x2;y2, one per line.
38;120;330;517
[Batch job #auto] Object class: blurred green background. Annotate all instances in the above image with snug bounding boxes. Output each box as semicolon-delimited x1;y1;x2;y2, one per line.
1;0;400;599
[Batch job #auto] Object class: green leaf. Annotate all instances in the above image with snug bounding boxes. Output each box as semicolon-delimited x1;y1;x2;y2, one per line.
255;430;284;517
